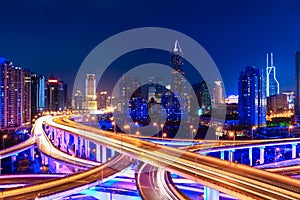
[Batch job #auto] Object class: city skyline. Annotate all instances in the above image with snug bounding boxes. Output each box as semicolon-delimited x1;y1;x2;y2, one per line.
0;1;299;95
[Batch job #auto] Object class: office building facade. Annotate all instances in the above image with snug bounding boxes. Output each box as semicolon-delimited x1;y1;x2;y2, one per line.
0;58;31;128
238;66;266;127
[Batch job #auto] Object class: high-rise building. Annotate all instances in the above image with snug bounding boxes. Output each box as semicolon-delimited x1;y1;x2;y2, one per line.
118;76;141;113
283;91;295;110
267;94;288;114
168;40;189;121
199;81;211;113
213;79;224;104
238;66;266;127
85;74;97;110
45;76;66;111
74;90;84;110
266;53;280;97
295;50;300;123
0;58;31;128
31;73;45;119
98;91;108;109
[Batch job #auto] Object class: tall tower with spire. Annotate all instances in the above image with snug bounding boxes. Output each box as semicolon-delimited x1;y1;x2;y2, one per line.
266;52;280;97
164;40;188;121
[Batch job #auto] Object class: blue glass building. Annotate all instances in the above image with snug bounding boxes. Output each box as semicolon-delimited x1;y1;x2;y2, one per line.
238;66;266;127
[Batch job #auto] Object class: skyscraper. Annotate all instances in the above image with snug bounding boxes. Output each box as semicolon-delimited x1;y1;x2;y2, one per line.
266;53;280;97
85;74;97;110
45;76;66;111
31;73;45;119
238;66;266;127
213;79;224;104
74;90;84;110
168;40;188;121
118;76;141;113
0;58;31;128
294;50;300;123
98;91;108;109
199;81;211;114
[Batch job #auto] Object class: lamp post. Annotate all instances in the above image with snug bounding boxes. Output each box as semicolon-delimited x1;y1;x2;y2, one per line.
124;124;131;134
189;125;193;140
251;126;256;140
2;135;7;150
288;125;293;136
162;132;167;141
153;122;158;138
135;122;139;134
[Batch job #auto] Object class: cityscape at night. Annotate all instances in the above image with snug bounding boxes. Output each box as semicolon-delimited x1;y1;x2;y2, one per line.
1;1;300;200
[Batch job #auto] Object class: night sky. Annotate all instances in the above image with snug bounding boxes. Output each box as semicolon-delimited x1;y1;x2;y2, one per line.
0;0;299;96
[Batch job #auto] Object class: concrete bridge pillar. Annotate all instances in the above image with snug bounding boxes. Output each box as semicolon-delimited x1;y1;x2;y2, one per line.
292;143;297;159
260;147;265;164
79;137;84;158
30;146;35;161
220;151;224;160
204;186;219;200
11;155;17;173
111;149;115;158
249;147;253;166
102;146;107;163
85;139;90;159
74;135;78;156
96;143;101;162
228;150;235;162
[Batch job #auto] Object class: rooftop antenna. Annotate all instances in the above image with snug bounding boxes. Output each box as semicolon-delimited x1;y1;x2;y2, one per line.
271;52;274;66
266;53;269;67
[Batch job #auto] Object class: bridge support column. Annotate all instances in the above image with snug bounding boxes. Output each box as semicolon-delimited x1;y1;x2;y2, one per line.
74;136;78;156
260;147;265;164
85;140;90;159
65;132;70;147
228;150;234;162
249;147;253;166
292;143;297;159
220;151;224;160
61;131;65;146
79;137;84;158
30;146;35;161
11;155;17;173
111;149;115;158
204;186;219;200
96;144;101;162
102;146;107;163
42;155;49;165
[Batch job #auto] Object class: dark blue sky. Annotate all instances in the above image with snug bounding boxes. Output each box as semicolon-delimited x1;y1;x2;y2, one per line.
0;0;299;95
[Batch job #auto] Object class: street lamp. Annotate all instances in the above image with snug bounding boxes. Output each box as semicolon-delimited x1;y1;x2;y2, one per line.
251;126;256;140
288;125;293;135
162;132;167;141
153;122;159;137
124;124;131;134
189;125;193;140
135;122;139;133
2;135;7;150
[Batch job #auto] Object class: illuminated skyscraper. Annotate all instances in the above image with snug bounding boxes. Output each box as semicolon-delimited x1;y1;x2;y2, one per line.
213;79;224;104
238;66;266;127
0;58;31;128
168;40;188;121
294;50;300;123
85;74;97;110
45;76;66;111
31;73;45;119
199;81;211;113
266;53;279;97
